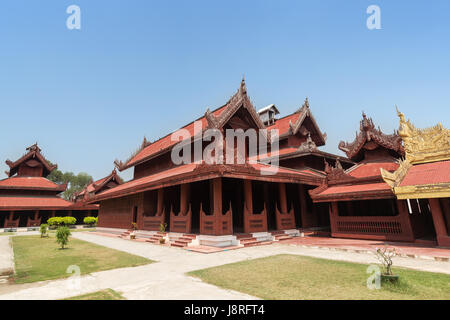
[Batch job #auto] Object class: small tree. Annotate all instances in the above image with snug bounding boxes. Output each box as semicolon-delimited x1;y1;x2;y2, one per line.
159;222;167;233
40;224;48;238
375;247;397;275
56;226;71;249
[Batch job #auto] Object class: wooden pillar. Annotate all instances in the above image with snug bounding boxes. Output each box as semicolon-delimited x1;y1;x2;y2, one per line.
87;210;92;217
68;210;73;217
278;183;287;213
51;210;56;217
440;198;450;235
243;180;252;213
180;184;190;215
34;211;39;220
212;178;222;215
157;188;164;215
299;185;312;228
396;200;415;241
329;202;338;236
429;198;450;246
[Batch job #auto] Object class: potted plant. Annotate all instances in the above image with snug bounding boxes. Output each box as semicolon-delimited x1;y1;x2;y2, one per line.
375;247;399;283
130;222;137;240
159;222;167;244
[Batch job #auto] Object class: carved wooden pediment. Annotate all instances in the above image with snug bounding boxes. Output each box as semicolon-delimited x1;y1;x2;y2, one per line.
339;113;404;161
397;108;450;164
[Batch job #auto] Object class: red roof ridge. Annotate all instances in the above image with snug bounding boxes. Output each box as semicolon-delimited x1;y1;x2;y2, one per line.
115;79;265;171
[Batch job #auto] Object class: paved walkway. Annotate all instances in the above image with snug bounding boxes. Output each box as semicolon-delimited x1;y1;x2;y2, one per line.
282;236;450;260
0;232;449;300
0;236;14;277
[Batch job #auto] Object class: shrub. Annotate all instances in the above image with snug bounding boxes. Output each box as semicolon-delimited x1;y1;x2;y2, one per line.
83;216;98;226
47;217;62;227
48;216;76;227
56;226;71;249
40;224;48;238
62;216;76;226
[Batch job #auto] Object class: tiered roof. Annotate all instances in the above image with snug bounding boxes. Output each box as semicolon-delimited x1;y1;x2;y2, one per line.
5;143;57;177
0;177;67;192
338;113;404;162
310;113;403;202
90;162;324;203
115;79;266;171
266;98;327;146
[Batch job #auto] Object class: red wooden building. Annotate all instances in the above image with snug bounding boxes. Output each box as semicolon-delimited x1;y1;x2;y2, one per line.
0;144;97;228
310;113;437;243
89;80;351;244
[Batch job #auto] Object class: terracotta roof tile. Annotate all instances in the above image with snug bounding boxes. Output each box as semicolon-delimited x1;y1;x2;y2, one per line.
0;196;73;209
266;113;301;137
0;177;61;190
127;106;228;167
347;162;399;178
319;182;391;196
400;160;450;186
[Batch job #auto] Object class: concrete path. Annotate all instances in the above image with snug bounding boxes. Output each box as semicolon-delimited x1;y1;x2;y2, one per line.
0;232;449;300
0;236;14;277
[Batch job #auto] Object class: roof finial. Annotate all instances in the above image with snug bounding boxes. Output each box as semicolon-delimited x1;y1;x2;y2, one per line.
240;75;247;94
304;97;309;108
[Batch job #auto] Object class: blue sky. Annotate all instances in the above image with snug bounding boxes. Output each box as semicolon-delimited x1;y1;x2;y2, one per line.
0;0;449;181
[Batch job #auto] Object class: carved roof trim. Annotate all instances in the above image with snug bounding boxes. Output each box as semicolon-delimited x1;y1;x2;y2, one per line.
5;144;57;177
338;113;404;161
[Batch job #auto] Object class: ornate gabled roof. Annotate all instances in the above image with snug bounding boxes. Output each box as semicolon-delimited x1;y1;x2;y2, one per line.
204;78;266;130
267;98;327;146
115;79;268;171
5;143;57;177
338;113;404;162
74;169;122;202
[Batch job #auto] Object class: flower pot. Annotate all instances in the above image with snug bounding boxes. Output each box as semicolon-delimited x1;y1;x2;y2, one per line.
159;238;165;244
381;274;399;283
130;233;136;240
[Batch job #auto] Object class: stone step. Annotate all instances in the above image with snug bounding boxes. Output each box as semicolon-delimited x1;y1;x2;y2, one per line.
239;237;257;244
235;233;252;239
0;276;9;285
274;234;293;241
170;242;186;248
243;241;273;248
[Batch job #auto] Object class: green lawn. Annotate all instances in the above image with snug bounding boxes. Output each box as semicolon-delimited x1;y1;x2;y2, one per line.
64;289;125;300
188;254;450;300
12;234;152;284
0;233;15;236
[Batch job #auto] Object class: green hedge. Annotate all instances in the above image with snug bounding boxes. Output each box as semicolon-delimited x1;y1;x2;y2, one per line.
83;216;98;226
47;216;77;227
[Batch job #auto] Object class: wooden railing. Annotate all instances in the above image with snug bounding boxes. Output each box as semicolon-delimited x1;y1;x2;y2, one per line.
27;218;41;227
170;204;192;233
142;212;165;231
335;215;403;235
200;203;233;235
275;207;296;230
4;218;19;228
244;204;268;233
